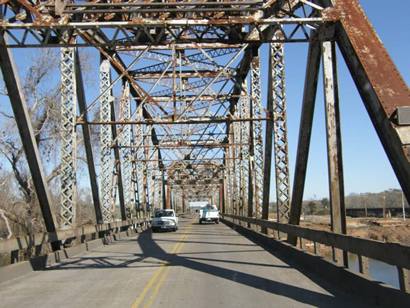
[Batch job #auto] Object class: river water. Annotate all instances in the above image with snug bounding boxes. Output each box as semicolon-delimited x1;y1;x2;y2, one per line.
348;254;399;289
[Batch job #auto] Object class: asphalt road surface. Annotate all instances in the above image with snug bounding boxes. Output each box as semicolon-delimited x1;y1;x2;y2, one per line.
0;217;372;307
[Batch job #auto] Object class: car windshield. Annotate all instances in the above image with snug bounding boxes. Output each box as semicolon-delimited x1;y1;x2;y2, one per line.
203;205;218;212
204;208;218;212
155;210;174;218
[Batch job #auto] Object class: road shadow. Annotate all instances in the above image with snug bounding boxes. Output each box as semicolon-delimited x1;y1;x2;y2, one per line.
45;220;371;307
135;226;370;307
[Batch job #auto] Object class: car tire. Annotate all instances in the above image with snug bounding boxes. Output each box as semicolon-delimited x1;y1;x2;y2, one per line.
215;219;219;224
199;219;202;224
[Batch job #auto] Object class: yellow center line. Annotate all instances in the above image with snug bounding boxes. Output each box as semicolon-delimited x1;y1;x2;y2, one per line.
131;221;193;308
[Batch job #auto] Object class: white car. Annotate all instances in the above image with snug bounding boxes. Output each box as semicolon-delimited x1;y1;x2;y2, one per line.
151;209;178;232
199;204;220;224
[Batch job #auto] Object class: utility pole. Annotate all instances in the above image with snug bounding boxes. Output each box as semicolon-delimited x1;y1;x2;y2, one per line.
402;191;407;221
383;193;386;218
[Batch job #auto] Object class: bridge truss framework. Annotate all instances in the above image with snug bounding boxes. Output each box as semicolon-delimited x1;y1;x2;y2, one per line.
0;0;409;268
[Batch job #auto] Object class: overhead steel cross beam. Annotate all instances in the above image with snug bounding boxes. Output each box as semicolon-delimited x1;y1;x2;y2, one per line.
0;0;331;47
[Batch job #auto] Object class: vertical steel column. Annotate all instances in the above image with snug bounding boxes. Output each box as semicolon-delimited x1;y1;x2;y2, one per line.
248;91;255;219
322;41;348;267
110;99;126;221
233;108;242;215
143;126;153;213
134;107;145;215
220;183;225;212
271;43;291;223
0;35;59;249
166;185;171;209
228;123;236;214
239;81;250;217
224;147;231;214
182;189;186;213
120;82;133;218
153;150;161;209
60;47;77;228
222;152;228;214
223;180;226;214
99;60;114;223
287;40;321;244
262;45;274;225
161;169;166;210
75;51;103;224
250;52;264;219
130;130;139;218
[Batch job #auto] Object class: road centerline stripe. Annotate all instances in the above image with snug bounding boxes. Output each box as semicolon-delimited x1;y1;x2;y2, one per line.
131;220;193;308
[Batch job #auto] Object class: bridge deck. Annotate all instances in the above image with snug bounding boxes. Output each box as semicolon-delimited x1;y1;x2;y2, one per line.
0;217;371;307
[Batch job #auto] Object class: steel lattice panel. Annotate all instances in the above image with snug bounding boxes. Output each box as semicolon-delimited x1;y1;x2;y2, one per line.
99;60;114;223
60;47;77;228
271;43;291;222
119;82;134;218
250;54;264;219
239;81;250;217
133;107;146;214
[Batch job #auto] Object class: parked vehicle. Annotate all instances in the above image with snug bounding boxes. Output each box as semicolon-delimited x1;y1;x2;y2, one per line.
151;209;178;232
199;204;220;224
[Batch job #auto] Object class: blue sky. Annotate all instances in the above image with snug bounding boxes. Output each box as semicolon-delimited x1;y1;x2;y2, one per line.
262;0;410;200
1;1;409;202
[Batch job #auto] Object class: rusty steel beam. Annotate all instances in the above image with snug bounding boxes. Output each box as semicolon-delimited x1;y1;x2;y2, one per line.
320;0;410;209
288;39;321;244
0;17;324;28
108;78;127;221
330;0;409;117
56;1;263;8
0;34;59;250
132;71;234;79
116;43;243;51
262;44;274;230
322;40;348;267
77;117;271;126
75;50;103;224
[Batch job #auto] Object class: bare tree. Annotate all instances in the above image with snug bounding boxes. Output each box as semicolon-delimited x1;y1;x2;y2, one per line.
0;49;61;238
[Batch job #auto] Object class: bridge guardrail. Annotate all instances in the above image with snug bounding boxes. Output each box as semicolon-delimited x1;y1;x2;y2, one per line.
222;214;410;293
0;218;148;256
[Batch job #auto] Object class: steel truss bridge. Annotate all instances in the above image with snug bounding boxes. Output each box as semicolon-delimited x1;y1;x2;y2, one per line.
0;0;409;306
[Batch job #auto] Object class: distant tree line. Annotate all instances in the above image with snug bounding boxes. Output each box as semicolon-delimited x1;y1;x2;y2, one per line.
269;189;409;216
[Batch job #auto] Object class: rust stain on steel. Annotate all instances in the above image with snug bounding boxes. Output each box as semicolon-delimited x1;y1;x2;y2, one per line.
336;0;410;117
321;7;342;22
15;0;54;24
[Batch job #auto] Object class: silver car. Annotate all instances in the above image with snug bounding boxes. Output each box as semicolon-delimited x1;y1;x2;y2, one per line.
151;209;178;232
